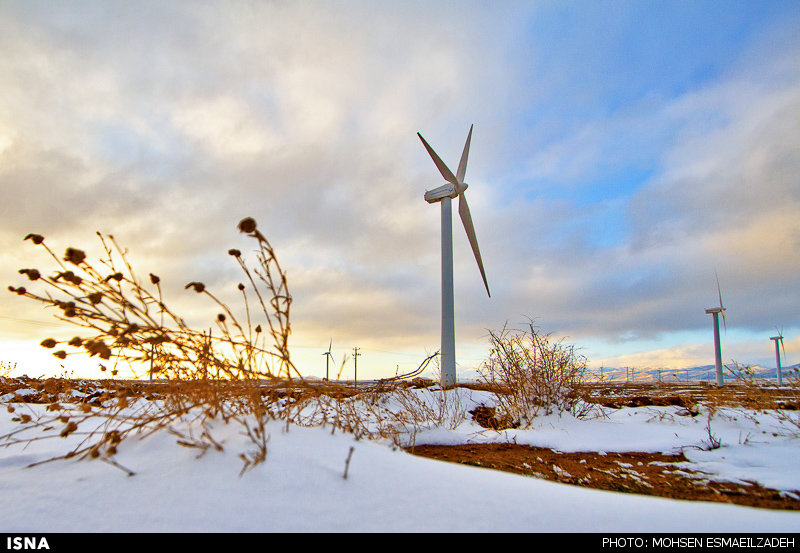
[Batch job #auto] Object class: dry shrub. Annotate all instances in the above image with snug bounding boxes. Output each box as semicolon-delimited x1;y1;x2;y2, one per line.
478;321;588;427
786;367;800;388
3;218;298;475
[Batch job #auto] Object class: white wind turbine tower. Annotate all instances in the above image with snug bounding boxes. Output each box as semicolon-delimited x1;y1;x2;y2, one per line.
417;124;490;388
770;328;786;386
705;271;727;386
322;339;333;381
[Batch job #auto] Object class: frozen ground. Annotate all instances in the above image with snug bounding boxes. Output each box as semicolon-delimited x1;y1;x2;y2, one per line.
1;385;800;533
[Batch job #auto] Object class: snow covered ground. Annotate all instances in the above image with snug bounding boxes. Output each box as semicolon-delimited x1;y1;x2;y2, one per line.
1;385;800;533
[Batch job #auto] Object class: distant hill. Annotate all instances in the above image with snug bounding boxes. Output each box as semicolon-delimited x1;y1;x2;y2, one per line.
422;363;800;384
586;363;800;384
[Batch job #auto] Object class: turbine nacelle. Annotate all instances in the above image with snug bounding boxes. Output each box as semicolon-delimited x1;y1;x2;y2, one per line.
424;182;468;203
771;329;786;355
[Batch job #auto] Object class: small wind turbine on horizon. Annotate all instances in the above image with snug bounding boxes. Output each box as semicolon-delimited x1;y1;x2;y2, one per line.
322;339;333;381
417;124;490;388
770;328;786;386
705;271;727;387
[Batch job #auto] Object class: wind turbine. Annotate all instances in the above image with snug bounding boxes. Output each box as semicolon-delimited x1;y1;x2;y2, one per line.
770;328;786;386
322;339;333;381
705;271;727;386
418;124;490;388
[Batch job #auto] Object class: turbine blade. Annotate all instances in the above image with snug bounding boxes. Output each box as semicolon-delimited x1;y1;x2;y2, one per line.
458;192;490;297
418;132;459;186
456;124;473;183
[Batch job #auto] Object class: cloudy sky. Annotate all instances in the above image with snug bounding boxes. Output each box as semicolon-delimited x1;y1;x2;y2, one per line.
1;0;799;380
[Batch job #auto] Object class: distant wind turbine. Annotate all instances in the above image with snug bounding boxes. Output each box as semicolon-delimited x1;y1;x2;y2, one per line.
322;339;333;381
417;124;490;388
770;328;786;386
704;271;727;387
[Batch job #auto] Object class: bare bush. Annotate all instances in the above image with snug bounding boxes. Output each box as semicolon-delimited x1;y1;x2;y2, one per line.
479;321;588;426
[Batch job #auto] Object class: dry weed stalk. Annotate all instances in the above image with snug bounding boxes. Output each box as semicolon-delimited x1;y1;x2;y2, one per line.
4;218;300;474
10;217;295;382
0;361;16;378
478;321;588;426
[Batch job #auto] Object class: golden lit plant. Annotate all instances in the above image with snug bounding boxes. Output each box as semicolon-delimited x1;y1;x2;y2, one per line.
4;218;298;474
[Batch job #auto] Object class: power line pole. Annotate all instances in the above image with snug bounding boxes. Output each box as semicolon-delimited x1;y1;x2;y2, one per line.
353;347;361;388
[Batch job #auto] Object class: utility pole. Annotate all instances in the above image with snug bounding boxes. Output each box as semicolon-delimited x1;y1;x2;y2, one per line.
353;347;361;388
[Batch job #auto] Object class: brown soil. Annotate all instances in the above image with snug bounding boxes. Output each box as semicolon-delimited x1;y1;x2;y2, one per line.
405;443;799;511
